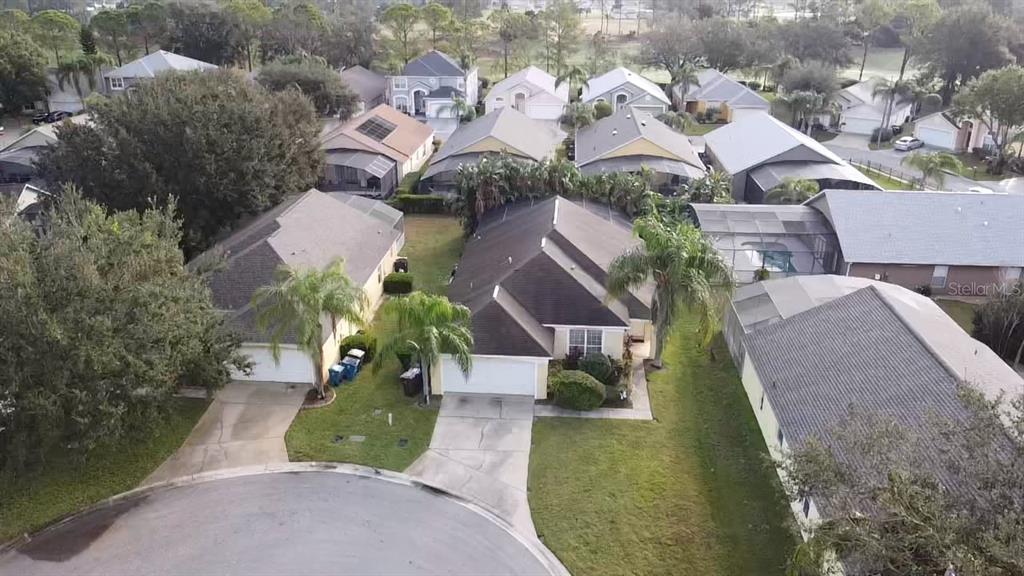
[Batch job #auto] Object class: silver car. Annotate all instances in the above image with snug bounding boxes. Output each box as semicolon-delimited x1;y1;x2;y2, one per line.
894;136;924;151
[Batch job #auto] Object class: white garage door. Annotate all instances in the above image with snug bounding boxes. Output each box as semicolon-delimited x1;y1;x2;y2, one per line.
234;345;314;383
731;108;770;122
440;356;537;396
916;126;956;151
529;103;566;120
841;117;879;135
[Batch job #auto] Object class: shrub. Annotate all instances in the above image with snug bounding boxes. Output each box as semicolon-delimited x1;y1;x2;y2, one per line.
914;284;933;297
390;194;448;214
746;80;762;91
339;332;376;363
579;352;615;385
594;101;613;119
871;126;894;143
754;267;771;282
383;272;413;294
550;370;606;411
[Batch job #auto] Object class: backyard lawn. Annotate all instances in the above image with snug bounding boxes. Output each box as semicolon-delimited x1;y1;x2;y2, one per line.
857;166;915;190
937;299;978;332
685;122;722;136
529;314;798;576
285;215;464;471
0;398;208;542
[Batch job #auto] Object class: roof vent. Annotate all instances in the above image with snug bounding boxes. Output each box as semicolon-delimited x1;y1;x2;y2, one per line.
626;114;631;119
640;120;646;126
507;256;513;265
956;206;962;213
612;129;618;136
983;221;989;226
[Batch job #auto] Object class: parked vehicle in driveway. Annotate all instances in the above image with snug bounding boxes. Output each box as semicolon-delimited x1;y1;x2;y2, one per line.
893;136;924;151
32;111;72;125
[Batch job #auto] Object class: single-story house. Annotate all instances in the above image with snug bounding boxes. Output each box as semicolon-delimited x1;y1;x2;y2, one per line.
200;189;404;384
0;113;90;182
484;65;569;121
581;67;670;115
341;65;387;116
725;275;1023;534
575;106;705;193
704;112;880;203
830;77;914;135
436;196;654;398
419;107;564;195
320;104;434;198
103;50;217;92
913;111;995;153
671;68;771;123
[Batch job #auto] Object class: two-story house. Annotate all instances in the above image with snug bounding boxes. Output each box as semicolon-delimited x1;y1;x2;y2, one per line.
387;50;479;140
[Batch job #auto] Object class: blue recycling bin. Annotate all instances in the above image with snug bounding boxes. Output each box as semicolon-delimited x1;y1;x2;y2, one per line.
339;349;366;381
328;364;344;387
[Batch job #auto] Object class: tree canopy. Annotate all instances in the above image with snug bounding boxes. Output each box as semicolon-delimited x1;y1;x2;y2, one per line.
257;56;359;119
0;30;48;114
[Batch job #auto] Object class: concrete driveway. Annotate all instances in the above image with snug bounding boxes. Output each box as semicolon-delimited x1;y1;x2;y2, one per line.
144;381;306;485
406;394;536;538
825;136;980;191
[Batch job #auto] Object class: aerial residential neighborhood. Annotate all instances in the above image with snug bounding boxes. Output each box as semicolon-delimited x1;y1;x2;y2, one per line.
1;1;1023;576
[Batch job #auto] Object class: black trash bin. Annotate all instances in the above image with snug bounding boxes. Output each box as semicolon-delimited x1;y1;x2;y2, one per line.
399;367;423;397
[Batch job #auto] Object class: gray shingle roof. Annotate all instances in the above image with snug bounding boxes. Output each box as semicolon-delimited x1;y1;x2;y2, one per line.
682;69;771;110
340;65;386;104
575;107;704;170
581;67;669;105
105;50;217;79
430;107;564;166
402;50;464;77
704;113;843;175
806;189;1024;267
199;190;402;343
448;197;652;356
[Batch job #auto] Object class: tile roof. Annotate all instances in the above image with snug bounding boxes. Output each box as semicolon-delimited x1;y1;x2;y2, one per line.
704;112;843;175
575;106;704;170
340;65;386;104
105;50;217;79
402;50;465;77
320;104;434;163
581;67;669;105
682;69;771;109
806;189;1024;267
198;190;402;343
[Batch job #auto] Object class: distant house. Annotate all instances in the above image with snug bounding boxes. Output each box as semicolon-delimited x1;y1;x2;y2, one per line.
580;67;669;115
914;111;994;153
575;106;705;193
0;114;90;183
420;107;564;195
435;196;653;398
386;50;479;139
199;189;404;384
830;77;914;135
724;275;1023;533
484;65;569;121
319;104;434;198
103;50;217;93
704;113;880;203
691;189;1024;293
0;182;50;232
340;65;386;116
671;68;771;123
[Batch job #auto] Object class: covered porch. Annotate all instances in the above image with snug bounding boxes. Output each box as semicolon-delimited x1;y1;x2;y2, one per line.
321;150;397;198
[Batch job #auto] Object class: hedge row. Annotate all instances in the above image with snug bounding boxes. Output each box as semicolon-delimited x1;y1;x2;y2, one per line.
389;194;449;214
383;272;413;294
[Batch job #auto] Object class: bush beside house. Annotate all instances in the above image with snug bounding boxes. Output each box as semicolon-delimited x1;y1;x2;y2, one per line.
550;370;606;411
383;272;414;294
338;332;377;363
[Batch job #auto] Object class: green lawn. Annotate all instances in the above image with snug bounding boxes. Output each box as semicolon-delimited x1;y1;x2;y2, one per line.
529;315;798;576
0;398;208;542
285;215;464;471
685;123;722;136
857;166;915;190
400;215;464;295
950;154;1006;182
937;299;978;332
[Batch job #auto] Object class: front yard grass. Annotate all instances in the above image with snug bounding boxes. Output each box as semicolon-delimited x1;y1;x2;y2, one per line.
950;154;1006;182
937;299;978;332
529;314;798;575
400;215;464;295
857;166;915;190
0;397;208;542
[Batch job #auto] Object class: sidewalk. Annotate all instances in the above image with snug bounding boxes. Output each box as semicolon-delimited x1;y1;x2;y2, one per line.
535;342;654;421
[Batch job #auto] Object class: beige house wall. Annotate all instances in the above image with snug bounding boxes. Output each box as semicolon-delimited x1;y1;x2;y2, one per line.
847;262;1009;297
550;326;629;360
600;138;679;162
460;135;530;158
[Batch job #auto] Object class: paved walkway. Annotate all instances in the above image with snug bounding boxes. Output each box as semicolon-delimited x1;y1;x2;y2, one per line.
144;381;306;485
405;394;537;538
535;341;654;421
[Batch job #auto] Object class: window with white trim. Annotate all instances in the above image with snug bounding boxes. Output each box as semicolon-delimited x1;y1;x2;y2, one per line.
931;265;949;288
110;76;125;90
394;96;408;113
568;328;602;356
393;77;407;90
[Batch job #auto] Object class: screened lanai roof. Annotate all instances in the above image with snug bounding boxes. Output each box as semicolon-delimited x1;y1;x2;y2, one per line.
324;150;395;178
748;161;879;192
577;156;706;179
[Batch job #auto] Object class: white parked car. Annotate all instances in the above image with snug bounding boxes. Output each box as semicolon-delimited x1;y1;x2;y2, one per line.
893;136;924;151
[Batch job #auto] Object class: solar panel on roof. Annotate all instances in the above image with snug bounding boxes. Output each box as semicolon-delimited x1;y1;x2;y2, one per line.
356;116;397;141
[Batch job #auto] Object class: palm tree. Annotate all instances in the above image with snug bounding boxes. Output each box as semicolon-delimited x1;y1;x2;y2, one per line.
253;260;368;399
561;102;595;134
556;65;589;102
901;151;963;189
670;61;701;105
376;292;474;404
56;52;113;107
680;171;733;204
871;78;914;147
607;217;733;366
765;178;820;204
778;90;827;134
441;96;476;124
656;111;695;134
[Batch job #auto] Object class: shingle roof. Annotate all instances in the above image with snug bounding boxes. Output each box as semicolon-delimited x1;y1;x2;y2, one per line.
743;281;1024;511
575;106;704;170
682;69;770;110
321;104;434;163
448;197;652;356
340;65;386;103
431;107;564;164
487;66;569;102
581;67;669;105
105;50;217;79
704;113;842;174
402;50;465;77
806;189;1024;267
199;190;402;343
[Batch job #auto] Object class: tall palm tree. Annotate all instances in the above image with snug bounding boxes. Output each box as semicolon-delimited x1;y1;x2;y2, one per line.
56;52;113;107
253;260;368;398
556;65;589;102
441;96;476;124
376;292;474;404
656;111;695;134
680;170;733;204
901;151;963;189
561;102;595;134
765;178;820;204
871;78;914;146
670;61;701;105
607;217;733;366
778;90;828;134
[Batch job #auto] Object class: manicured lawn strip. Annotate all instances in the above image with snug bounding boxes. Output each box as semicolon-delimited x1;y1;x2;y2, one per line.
857;166;915;190
529;315;797;576
0;397;208;542
685;123;723;136
937;299;978;332
951;154;1006;182
400;215;464;296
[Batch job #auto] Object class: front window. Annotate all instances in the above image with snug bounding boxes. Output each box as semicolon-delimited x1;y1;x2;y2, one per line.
110;76;125;90
393;77;407;90
568;328;602;356
394;96;408;113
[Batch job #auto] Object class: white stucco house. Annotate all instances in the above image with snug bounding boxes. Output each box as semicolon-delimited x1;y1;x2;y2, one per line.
484;65;569;121
913;111;996;153
580;67;670;115
386;50;479;140
831;77;914;135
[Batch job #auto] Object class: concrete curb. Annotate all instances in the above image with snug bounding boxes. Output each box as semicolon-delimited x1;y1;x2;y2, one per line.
0;462;571;576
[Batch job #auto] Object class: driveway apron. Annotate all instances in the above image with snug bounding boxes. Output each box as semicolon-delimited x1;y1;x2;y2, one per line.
144;381;306;485
406;394;536;538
